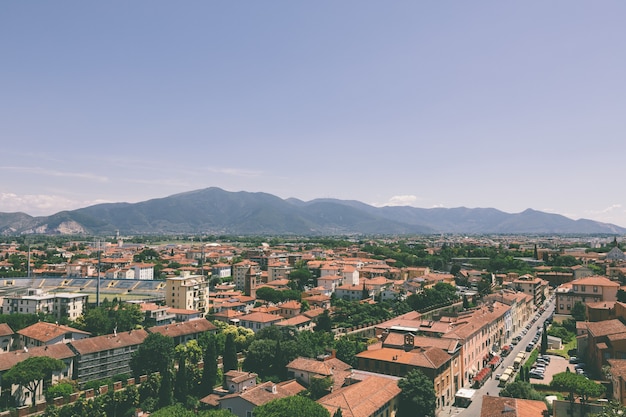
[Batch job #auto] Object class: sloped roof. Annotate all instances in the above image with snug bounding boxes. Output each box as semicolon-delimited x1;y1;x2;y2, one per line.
0;323;14;337
480;395;547;417
69;329;149;355
148;319;216;338
18;321;90;343
317;375;401;417
220;380;305;407
286;356;351;376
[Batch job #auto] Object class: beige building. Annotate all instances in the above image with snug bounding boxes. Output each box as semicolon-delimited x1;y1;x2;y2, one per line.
232;261;261;293
555;275;619;315
512;275;549;306
165;274;209;316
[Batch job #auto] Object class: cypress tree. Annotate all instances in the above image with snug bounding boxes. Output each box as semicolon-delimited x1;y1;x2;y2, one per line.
222;333;238;388
201;335;217;393
158;369;173;408
175;352;188;403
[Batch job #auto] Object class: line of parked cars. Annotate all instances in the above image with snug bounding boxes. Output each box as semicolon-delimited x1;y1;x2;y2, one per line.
529;354;551;379
569;356;590;378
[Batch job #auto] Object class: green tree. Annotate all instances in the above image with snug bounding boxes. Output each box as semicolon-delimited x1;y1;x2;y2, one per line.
397;369;436;417
500;381;543;400
158;369;174;408
254;395;330;417
174;350;189;403
222;332;238;387
462;295;469;310
333;409;344;417
571;301;587;321
4;356;65;407
130;333;175;377
541;323;548;355
45;382;75;402
202;334;218;393
308;376;332;400
551;372;605;413
592;400;626;417
315;310;333;333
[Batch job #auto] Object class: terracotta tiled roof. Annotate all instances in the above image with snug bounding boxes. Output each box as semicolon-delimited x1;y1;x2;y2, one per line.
275;315;311;327
18;321;90;343
286;356;351;376
317;375;401;417
279;300;301;310
0;323;14;337
356;345;450;369
480;395;547;417
584;319;626;338
149;320;216;338
239;312;284;323
569;275;620;287
0;343;75;371
69;329;149;355
220;380;305;407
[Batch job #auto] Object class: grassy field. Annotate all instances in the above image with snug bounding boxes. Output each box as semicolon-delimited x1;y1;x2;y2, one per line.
547;338;577;359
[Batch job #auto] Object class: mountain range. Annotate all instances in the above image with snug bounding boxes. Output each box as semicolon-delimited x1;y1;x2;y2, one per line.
1;187;624;236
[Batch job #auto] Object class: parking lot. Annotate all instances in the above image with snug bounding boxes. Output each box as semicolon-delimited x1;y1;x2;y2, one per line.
528;355;570;383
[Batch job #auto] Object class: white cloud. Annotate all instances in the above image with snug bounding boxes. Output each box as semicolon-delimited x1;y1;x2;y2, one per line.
0;193;105;216
0;166;108;182
371;195;421;207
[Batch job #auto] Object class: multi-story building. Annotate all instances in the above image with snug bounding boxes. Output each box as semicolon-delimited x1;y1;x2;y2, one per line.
0;343;76;407
356;331;459;412
1;289;88;321
18;321;90;348
317;375;401;417
53;292;89;320
555;275;619;315
68;329;149;385
131;263;154;280
232;261;261;293
148;319;216;345
577;319;626;376
267;262;292;282
165;273;209;316
237;311;284;333
512;275;549;306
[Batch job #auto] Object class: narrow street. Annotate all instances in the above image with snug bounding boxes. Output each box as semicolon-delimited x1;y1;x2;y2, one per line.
440;295;555;417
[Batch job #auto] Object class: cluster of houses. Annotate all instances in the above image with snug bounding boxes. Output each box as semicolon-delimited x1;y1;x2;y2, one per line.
0;318;216;408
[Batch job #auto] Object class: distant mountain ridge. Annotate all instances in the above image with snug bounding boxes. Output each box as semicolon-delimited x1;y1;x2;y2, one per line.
0;187;624;235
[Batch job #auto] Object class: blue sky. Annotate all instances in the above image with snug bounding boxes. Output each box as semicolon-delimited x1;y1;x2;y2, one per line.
2;2;626;227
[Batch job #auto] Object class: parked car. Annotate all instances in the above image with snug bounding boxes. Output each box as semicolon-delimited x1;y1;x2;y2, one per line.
569;357;580;364
529;371;544;379
526;344;534;352
574;363;587;370
540;355;551;363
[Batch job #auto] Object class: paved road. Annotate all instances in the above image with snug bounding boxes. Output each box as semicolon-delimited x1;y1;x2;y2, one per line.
441;296;556;417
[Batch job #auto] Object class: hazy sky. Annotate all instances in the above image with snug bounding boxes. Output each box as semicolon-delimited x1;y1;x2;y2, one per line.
3;2;626;227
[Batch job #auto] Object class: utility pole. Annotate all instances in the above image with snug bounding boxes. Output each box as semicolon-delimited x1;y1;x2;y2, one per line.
96;239;101;307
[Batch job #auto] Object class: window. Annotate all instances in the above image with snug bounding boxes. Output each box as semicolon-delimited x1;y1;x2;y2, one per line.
593;286;598;293
560;304;564;310
567;305;571;310
573;285;578;291
581;285;586;292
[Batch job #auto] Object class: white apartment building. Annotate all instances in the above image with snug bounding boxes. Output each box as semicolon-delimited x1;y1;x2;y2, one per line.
132;263;154;280
0;289;88;321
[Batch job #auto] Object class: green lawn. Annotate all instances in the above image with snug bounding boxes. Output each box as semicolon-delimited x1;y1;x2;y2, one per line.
547;338;577;359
